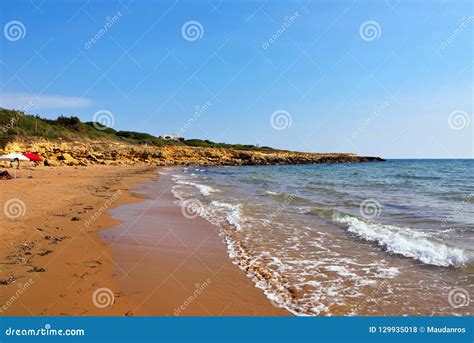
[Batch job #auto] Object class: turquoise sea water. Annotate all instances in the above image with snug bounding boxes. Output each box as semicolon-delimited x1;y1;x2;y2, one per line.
168;160;473;316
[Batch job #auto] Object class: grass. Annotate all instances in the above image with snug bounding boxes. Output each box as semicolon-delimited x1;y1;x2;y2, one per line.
0;108;275;151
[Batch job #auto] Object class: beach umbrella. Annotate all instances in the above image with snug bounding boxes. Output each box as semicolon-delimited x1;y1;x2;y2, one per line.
23;153;43;162
0;153;30;162
0;153;30;170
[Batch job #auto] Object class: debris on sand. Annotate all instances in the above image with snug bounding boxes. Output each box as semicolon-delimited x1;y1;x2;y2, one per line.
0;276;16;285
0;171;13;180
19;242;34;252
28;266;46;273
51;212;68;217
44;235;68;244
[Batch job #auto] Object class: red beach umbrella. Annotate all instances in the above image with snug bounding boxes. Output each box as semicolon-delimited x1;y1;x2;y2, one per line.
23;153;43;162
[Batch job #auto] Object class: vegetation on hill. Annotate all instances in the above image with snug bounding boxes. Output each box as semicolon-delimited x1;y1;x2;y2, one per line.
0;108;274;151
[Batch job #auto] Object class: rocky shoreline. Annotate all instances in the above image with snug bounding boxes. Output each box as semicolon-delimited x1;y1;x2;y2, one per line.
1;140;384;167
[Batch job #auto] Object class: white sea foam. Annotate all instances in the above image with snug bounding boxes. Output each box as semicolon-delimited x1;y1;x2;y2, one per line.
175;180;218;196
210;201;243;230
324;265;376;287
296;207;312;214
334;215;469;267
374;266;400;278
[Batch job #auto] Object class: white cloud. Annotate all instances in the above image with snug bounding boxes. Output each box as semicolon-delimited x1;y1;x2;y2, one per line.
0;93;91;111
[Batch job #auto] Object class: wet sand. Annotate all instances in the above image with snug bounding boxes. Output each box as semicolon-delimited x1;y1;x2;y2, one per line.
101;171;288;315
0;165;286;316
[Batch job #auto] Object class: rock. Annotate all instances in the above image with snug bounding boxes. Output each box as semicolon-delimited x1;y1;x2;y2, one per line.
44;235;68;244
28;266;46;273
44;159;60;167
0;276;16;285
59;153;78;165
0;139;385;167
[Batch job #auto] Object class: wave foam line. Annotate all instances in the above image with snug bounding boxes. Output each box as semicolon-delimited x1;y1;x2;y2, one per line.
210;201;243;230
175;180;219;196
334;215;469;267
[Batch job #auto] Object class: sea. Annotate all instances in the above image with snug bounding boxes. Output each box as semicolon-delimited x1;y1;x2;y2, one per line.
167;159;473;316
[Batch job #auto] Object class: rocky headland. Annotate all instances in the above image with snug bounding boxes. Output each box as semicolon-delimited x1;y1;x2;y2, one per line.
0;139;384;167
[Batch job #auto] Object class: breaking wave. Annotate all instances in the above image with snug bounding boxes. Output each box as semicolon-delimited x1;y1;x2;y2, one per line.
333;214;470;267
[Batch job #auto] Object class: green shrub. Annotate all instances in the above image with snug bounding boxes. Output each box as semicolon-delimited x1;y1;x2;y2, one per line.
0;108;274;151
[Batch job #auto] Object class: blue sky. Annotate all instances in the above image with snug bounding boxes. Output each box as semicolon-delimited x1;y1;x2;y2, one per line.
0;0;472;158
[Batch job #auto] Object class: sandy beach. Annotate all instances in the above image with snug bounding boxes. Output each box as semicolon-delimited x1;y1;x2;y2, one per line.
0;165;286;316
101;171;287;315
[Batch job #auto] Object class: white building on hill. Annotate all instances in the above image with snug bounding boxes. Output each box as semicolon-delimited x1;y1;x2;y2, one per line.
159;133;182;141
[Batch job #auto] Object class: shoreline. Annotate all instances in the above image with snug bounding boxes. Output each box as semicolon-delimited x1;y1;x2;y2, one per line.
100;169;288;316
0;165;287;316
1;163;472;316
